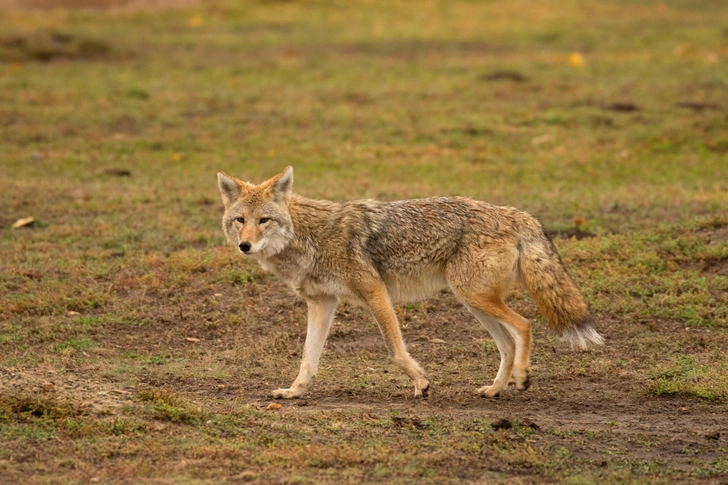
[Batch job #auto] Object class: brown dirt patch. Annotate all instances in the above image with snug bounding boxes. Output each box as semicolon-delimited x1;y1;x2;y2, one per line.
0;367;133;414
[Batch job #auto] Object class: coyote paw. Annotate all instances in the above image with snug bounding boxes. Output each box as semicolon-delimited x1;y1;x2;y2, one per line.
477;385;504;398
413;379;430;398
272;388;303;399
516;371;531;391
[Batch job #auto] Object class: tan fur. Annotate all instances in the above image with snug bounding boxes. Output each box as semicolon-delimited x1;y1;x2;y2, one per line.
217;167;603;399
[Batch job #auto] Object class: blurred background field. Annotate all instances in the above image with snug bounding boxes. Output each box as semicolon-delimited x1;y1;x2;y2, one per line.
1;1;727;483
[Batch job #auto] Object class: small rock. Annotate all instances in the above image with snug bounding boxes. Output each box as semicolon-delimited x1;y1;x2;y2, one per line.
479;71;528;82
102;168;131;177
705;431;720;440
266;402;282;411
491;418;512;431
391;416;426;429
520;418;541;430
429;338;446;344
603;102;639;112
41;382;55;393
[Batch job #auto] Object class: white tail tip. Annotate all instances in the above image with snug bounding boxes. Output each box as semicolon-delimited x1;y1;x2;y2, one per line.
561;324;604;350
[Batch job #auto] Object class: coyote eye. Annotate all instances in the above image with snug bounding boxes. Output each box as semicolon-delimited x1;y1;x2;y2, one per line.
235;217;245;223
259;217;270;224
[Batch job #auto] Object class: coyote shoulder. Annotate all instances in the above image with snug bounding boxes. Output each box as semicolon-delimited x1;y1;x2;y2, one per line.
217;166;603;399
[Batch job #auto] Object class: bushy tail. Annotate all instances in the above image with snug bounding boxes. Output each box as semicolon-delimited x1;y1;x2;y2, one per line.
517;230;604;349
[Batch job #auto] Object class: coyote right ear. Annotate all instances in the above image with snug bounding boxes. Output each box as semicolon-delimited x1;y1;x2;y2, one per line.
217;172;243;207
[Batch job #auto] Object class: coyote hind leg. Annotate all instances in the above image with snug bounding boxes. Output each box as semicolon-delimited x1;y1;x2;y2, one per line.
465;304;515;398
456;292;532;396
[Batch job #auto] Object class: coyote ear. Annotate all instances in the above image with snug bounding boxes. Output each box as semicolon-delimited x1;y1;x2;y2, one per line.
217;171;243;207
268;166;293;203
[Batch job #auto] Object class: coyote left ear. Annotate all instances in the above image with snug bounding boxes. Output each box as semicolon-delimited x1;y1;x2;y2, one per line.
268;166;294;203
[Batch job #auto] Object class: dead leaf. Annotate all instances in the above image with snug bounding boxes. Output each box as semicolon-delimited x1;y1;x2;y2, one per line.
12;217;35;229
429;338;446;344
186;337;200;343
531;134;554;146
568;52;585;67
266;402;282;411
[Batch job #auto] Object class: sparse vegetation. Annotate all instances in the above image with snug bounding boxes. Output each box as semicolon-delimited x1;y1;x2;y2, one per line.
1;0;727;483
652;355;728;403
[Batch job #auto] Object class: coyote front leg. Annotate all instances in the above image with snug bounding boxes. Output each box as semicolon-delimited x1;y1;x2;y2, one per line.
273;295;338;399
358;281;429;397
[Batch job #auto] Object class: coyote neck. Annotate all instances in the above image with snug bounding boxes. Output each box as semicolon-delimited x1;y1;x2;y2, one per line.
253;194;340;283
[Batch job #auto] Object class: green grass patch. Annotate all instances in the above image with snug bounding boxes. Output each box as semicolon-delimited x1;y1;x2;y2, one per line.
561;216;728;327
134;388;203;425
651;355;728;403
54;336;96;352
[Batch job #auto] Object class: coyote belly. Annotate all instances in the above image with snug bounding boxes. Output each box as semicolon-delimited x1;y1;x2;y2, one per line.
217;166;603;399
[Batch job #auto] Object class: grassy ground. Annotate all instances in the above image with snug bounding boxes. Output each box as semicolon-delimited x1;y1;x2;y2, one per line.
1;0;727;483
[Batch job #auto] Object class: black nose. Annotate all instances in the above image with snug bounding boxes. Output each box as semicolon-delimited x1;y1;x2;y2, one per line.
239;242;251;253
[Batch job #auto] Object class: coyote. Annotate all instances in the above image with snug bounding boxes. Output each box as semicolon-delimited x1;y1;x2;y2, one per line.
217;167;603;399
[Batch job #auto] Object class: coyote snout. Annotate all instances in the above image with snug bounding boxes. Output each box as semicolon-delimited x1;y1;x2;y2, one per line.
217;167;603;400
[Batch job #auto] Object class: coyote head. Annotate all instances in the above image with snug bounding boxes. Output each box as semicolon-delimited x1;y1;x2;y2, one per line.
217;166;294;258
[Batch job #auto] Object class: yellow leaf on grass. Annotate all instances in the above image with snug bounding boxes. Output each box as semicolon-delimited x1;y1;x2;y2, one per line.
568;52;585;67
